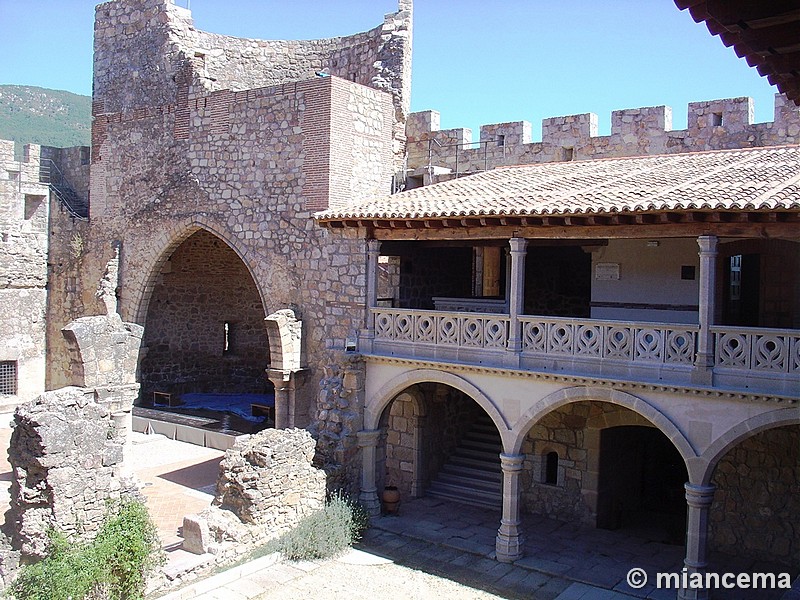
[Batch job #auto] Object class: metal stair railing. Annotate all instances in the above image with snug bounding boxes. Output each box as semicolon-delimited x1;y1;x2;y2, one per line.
39;158;89;220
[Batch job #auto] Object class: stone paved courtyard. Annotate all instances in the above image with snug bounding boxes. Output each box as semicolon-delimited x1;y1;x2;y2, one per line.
0;425;797;599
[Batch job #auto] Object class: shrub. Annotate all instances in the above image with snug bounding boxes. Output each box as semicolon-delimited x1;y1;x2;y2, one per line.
10;500;163;600
276;492;370;561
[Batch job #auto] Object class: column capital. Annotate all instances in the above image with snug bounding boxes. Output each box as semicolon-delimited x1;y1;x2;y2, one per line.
367;239;381;254
509;237;528;254
356;429;381;447
697;235;718;254
500;453;525;472
685;482;716;508
267;368;292;384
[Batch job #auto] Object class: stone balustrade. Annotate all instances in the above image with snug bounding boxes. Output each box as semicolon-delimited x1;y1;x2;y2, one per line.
371;307;797;397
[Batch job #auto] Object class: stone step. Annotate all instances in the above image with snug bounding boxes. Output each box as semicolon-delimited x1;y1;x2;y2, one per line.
451;446;501;462
435;471;501;492
458;436;503;455
427;481;502;509
440;463;502;483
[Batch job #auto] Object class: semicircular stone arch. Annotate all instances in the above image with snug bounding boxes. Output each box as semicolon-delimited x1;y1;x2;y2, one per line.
365;368;512;449
696;407;800;486
509;386;696;466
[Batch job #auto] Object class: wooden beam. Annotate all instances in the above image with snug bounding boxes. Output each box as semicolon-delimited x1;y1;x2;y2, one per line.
369;221;800;241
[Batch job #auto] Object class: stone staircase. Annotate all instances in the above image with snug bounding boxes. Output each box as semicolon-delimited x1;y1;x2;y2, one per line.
427;412;502;509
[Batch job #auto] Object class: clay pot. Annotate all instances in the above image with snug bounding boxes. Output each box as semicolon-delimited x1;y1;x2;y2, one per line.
382;486;400;515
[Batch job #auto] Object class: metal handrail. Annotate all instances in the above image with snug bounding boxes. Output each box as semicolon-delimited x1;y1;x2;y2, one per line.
39;159;89;220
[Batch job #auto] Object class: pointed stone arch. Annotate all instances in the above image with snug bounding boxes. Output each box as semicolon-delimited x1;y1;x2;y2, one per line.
134;223;273;407
125;217;268;326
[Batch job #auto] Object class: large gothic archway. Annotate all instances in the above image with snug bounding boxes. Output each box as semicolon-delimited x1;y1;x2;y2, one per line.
138;229;271;424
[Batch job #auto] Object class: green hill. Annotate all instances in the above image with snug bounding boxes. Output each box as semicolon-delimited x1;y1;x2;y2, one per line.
0;85;91;149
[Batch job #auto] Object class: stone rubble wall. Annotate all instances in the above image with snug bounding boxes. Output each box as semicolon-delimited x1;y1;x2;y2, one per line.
181;428;326;562
310;358;365;495
92;0;411;164
5;387;136;561
0;140;50;406
709;426;800;570
407;94;800;177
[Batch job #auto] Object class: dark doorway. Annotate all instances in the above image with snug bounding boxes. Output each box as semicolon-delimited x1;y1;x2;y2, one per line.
725;253;761;327
596;426;687;544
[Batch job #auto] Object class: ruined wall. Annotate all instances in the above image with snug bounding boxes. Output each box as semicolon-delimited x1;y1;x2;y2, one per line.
93;0;411;164
407;95;800;177
6;387;133;559
0;141;49;407
139;229;270;398
709;426;800;570
182;428;326;562
71;0;403;481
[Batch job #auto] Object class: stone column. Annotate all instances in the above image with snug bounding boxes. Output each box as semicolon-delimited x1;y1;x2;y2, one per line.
411;415;426;497
268;368;291;429
357;429;382;517
496;453;524;563
693;235;718;384
360;239;381;353
506;238;528;356
679;483;716;600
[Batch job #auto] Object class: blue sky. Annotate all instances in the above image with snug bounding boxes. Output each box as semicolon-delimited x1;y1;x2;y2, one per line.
0;0;779;139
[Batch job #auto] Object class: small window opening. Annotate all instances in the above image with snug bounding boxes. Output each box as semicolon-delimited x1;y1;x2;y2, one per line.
223;321;232;354
544;451;559;485
80;147;90;165
562;147;574;161
681;265;696;280
729;255;742;301
712;112;723;127
497;134;505;147
0;361;18;395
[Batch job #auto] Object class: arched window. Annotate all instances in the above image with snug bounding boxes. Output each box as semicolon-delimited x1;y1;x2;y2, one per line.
544;451;559;485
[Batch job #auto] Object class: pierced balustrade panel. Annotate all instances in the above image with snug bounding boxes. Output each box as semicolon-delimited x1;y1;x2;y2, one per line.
372;309;509;350
521;317;698;365
714;327;800;373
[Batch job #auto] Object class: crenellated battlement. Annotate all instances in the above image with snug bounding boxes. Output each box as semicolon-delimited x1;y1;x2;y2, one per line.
405;94;800;179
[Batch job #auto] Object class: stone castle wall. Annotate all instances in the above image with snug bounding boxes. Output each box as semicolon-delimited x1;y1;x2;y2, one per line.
57;0;408;473
0;141;50;406
41;145;92;390
406;94;800;177
92;0;411;166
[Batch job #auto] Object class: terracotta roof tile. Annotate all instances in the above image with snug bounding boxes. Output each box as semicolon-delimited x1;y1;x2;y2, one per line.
316;146;800;221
